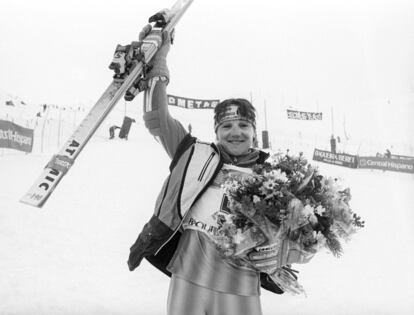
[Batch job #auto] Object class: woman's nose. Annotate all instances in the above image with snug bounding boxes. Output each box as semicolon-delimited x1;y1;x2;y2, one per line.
229;125;242;136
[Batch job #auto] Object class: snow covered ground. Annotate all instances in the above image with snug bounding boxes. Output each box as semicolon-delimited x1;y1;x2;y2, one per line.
1;0;414;313
1;116;414;315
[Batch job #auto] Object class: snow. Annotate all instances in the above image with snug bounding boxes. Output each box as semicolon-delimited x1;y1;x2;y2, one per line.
1;0;413;312
1;113;414;315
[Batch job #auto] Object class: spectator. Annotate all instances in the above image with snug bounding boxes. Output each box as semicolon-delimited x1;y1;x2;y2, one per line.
109;125;120;139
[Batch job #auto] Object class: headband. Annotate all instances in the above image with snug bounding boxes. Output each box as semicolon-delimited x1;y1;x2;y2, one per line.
214;104;256;131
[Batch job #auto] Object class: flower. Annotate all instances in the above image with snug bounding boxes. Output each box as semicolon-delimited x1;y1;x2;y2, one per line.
213;151;364;295
302;204;314;216
252;195;261;204
262;179;276;190
315;205;326;215
264;169;289;183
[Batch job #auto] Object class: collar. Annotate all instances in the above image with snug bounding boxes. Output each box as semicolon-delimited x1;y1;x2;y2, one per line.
217;144;263;167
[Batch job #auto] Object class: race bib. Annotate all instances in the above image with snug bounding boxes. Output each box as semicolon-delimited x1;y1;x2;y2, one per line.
183;164;252;237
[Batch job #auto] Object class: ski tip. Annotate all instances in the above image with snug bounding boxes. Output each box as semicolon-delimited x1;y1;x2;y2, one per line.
19;193;46;208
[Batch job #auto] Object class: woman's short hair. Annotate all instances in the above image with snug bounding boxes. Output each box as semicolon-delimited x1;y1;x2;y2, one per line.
214;98;256;131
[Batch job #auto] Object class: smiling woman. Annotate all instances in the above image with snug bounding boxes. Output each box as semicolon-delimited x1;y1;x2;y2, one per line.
128;24;287;315
214;99;257;157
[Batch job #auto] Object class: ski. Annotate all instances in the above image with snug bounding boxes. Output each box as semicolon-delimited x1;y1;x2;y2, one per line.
20;0;194;208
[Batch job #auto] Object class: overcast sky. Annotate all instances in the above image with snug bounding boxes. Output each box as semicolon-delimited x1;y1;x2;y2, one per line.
1;0;413;148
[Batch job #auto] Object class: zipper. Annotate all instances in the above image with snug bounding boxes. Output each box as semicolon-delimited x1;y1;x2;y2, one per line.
198;152;215;181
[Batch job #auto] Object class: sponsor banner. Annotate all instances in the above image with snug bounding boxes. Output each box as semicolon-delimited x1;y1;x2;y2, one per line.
313;148;358;168
357;156;414;173
390;154;414;161
287;109;322;120
0;120;34;153
167;94;219;109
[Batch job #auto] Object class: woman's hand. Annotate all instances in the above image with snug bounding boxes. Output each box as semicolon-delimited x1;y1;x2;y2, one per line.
248;243;279;274
139;24;173;82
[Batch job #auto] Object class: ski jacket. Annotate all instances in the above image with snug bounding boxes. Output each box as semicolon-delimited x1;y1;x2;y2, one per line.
127;134;283;294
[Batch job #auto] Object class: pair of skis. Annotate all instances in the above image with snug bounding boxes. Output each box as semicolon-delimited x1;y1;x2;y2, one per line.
20;0;194;208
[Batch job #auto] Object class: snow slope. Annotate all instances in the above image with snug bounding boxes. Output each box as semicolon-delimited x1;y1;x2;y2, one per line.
1;117;414;315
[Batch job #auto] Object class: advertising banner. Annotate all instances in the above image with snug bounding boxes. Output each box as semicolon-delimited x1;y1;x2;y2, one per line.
167;94;219;109
357;156;414;173
0;120;34;153
287;109;322;120
390;154;414;161
313;148;358;168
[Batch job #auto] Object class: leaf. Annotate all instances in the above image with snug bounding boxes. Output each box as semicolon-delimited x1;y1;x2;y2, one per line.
324;232;343;257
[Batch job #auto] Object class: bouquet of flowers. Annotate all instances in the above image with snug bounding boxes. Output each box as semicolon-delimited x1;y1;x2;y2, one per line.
211;152;365;295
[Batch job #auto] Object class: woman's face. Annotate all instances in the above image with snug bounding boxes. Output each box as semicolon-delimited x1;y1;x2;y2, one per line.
216;119;255;156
